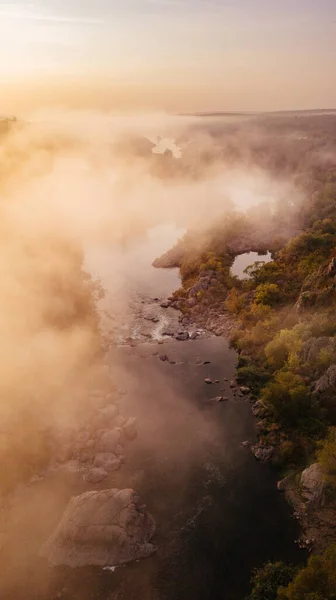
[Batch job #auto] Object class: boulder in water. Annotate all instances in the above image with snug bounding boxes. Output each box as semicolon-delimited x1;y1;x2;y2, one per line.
41;488;156;567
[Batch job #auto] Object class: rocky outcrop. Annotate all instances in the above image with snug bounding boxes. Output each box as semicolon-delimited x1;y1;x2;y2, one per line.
42;488;156;568
300;463;325;506
327;257;336;277
152;245;184;268
302;337;336;364
314;365;336;394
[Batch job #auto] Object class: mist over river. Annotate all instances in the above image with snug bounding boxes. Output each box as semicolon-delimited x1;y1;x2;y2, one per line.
0;223;304;600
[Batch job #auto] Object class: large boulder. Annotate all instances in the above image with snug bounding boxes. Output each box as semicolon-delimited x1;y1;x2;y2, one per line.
300;463;325;506
41;489;156;568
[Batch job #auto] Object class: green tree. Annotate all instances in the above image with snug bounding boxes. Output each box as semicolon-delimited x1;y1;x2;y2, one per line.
248;562;297;600
317;427;336;490
255;283;281;306
278;544;336;600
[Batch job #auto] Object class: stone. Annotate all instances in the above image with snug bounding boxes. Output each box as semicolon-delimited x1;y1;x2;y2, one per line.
83;468;108;484
95;405;119;428
256;419;267;434
162;331;174;337
160;301;171;309
176;331;189;341
96;429;122;453
41;489;156;568
252;400;268;417
159;354;169;362
241;441;250;448
190;331;198;340
230;380;236;388
123;417;137;441
300;463;325;506
252;445;274;462
204;378;213;385
93;453;122;471
187;297;197;307
204;361;211;365
239;386;251;395
277;475;292;492
314;365;336;394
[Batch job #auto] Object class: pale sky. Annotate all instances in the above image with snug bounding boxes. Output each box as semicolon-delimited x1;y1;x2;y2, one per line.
0;0;336;113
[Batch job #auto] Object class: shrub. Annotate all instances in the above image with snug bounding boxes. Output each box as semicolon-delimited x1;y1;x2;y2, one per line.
248;562;297;600
317;427;336;490
278;544;336;600
255;283;281;306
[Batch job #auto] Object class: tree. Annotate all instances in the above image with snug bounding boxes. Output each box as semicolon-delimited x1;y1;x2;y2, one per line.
317;427;336;490
278;544;336;600
248;562;297;600
255;283;281;306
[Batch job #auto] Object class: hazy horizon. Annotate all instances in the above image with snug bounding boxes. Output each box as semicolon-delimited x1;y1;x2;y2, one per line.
0;0;335;115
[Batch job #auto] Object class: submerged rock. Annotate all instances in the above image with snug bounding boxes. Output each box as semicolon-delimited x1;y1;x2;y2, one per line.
41;488;156;568
204;378;213;385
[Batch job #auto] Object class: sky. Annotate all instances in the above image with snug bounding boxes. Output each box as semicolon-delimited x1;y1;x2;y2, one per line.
0;0;336;113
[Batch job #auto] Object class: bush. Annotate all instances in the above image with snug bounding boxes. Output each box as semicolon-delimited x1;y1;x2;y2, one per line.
265;328;303;370
261;371;323;432
255;283;281;306
248;562;297;600
317;427;336;490
278;544;336;600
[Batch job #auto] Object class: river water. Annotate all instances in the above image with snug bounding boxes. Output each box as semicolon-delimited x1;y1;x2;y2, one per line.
0;224;304;600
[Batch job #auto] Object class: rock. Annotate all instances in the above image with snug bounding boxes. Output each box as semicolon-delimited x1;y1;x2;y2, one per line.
93;453;122;471
241;441;250;448
169;360;176;365
208;396;226;404
159;354;169;362
215;379;220;384
162;331;174;337
187;297;197;307
176;331;189;341
160;301;171;309
230;380;236;388
204;378;213;385
190;331;198;340
83;468;108;484
314;365;336;394
204;361;211;365
123;417;137;441
252;400;268;417
95;405;119;428
239;386;251;395
327;256;336;277
300;463;325;506
252;445;274;462
96;429;122;453
41;489;156;567
277;474;292;492
256;419;267;434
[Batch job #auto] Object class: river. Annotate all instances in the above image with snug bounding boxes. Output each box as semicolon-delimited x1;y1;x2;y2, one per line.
0;224;304;600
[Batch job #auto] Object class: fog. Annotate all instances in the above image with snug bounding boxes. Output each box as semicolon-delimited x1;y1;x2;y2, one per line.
0;110;313;598
0;109;309;477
